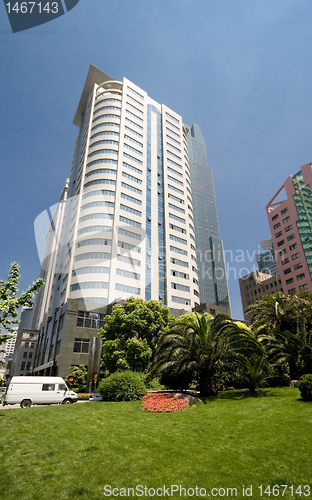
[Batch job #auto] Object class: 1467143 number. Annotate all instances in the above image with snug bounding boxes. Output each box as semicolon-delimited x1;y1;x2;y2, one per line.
5;2;59;14
259;485;311;496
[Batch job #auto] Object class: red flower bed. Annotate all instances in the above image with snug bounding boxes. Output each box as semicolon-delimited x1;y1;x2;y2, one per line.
141;392;190;412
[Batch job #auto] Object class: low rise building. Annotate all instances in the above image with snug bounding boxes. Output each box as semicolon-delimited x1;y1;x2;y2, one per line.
239;271;283;321
9;329;38;376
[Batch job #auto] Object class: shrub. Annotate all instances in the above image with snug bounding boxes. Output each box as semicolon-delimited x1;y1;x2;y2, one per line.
298;374;312;401
65;365;87;390
98;371;147;401
145;377;164;391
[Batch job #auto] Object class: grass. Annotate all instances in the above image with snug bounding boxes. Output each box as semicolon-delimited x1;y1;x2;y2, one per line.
0;387;311;499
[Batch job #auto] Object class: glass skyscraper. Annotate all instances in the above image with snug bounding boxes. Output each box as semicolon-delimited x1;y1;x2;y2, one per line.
187;124;230;311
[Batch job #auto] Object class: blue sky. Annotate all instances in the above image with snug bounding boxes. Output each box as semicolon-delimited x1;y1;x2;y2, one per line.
1;0;312;319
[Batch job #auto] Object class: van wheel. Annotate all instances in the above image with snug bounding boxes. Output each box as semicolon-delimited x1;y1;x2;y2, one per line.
20;399;32;408
62;398;73;404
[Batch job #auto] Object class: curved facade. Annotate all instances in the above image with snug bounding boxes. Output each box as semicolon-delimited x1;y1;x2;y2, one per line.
30;66;216;377
46;69;199;311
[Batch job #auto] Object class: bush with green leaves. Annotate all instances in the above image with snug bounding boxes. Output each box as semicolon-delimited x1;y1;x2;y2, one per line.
98;370;147;401
65;365;87;390
298;374;312;401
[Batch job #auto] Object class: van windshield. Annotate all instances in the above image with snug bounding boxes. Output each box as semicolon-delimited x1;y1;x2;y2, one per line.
58;384;67;391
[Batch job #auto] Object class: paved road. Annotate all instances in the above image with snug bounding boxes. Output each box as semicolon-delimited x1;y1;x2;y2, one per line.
1;400;88;409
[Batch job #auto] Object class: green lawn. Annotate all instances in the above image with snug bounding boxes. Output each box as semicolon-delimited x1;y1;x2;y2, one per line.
0;387;311;499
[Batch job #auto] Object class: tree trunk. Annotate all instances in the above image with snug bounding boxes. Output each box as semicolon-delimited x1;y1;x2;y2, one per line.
289;358;298;380
199;374;218;397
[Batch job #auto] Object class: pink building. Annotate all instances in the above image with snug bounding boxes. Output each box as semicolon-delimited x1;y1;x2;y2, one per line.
266;162;312;295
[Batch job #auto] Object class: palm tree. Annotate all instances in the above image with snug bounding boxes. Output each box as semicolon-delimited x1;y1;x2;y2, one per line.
263;315;312;379
245;291;312;334
233;353;273;395
148;313;260;397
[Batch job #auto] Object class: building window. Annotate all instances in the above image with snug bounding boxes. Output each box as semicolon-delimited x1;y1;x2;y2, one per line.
275;231;283;238
25;342;29;348
21;362;25;370
285;225;293;232
272;214;279;221
281;258;289;265
171;283;190;292
77;238;111;248
115;283;140;294
120;204;142;217
286;278;294;285
291;252;300;260
294;262;303;271
277;240;285;247
170;245;187;256
171;296;190;305
284;268;291;275
72;266;110;277
28;352;33;359
297;273;305;281
77;311;105;329
288;288;296;294
23;352;27;358
30;342;35;349
287;234;295;241
26;362;31;371
281;207;288;215
55;340;61;356
71;282;108;291
116;268;140;280
283;216;290;223
73;338;90;353
273;222;281;230
299;284;308;291
279;248;287;256
169;223;186;234
171;270;189;279
289;243;298;250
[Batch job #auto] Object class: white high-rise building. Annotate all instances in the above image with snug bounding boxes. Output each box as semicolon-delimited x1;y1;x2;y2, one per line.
31;65;200;376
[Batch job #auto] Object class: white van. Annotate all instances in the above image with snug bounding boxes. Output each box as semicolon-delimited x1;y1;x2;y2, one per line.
2;377;78;408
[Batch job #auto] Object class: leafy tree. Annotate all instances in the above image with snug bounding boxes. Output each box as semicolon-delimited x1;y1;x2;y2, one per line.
126;338;152;372
98;297;174;349
149;313;259;397
0;262;44;353
102;338;152;373
65;365;87;390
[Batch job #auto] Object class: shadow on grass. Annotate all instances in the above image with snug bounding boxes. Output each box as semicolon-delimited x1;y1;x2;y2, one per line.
296;397;312;404
199;388;277;404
